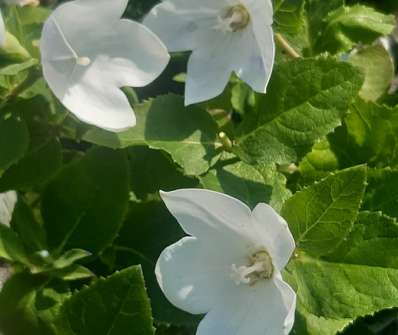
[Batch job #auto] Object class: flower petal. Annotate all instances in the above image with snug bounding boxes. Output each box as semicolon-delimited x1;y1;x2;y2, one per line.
185;32;241;105
156;236;245;314
196;274;296;335
90;19;170;88
41;0;169;131
251;203;295;271
160;189;254;248
143;0;223;52
234;25;274;93
62;74;136;131
242;0;273;26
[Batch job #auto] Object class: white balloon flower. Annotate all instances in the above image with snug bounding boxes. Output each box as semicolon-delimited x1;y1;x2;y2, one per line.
40;0;170;131
144;0;275;105
157;189;296;335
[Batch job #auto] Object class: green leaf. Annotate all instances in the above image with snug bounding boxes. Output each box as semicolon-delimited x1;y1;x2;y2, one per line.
0;58;38;76
113;201;199;326
274;0;305;35
10;198;46;253
298;138;339;184
0;191;17;226
0;224;27;263
83;94;221;176
41;147;129;254
288;253;398;335
282;166;367;257
0;139;63;192
363;169;398;220
0;115;29;177
55;266;155;335
345;100;398;168
0;272;70;335
328;211;398;268
200;161;291;211
236;57;363;165
315;5;395;54
128;146;198;201
348;45;394;102
52;249;92;270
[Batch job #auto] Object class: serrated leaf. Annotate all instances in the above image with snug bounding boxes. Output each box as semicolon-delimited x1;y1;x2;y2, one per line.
315;5;395;54
236;58;363;165
200;161;291;211
348;45;394;102
55;266;155;335
282;166;367;256
41;147;129;254
288;253;398;335
328;211;398;268
0;115;29;177
0;272;70;335
0;191;17;226
83;94;220;176
345;100;398;167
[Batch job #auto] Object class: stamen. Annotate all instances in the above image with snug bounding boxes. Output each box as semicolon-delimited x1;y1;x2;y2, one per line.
76;56;91;66
230;250;274;286
214;4;251;33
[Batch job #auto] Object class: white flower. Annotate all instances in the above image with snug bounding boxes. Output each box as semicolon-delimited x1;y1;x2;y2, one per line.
0;191;17;226
40;0;170;131
144;0;275;105
157;189;296;335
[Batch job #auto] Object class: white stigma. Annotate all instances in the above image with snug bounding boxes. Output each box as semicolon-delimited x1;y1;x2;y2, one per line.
76;56;91;66
230;250;274;286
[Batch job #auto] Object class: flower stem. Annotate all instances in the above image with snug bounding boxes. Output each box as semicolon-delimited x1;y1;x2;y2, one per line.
275;33;301;59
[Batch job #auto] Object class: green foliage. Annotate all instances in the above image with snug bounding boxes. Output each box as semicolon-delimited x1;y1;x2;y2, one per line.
84;95;220;176
41;147;130;254
55;266;154;335
236;57;363;165
0;1;397;334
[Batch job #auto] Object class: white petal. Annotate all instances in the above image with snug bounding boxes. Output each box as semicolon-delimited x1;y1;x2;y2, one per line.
0;191;17;227
0;10;5;47
242;0;273;25
234;25;275;93
185;32;241;105
251;203;295;271
197;273;296;335
90;20;170;88
62;73;136;131
160;189;253;246
143;0;223;52
41;0;169;131
156;236;245;314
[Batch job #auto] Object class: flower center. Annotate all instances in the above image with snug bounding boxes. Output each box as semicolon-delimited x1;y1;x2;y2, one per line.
216;4;250;32
76;56;91;66
230;250;274;286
